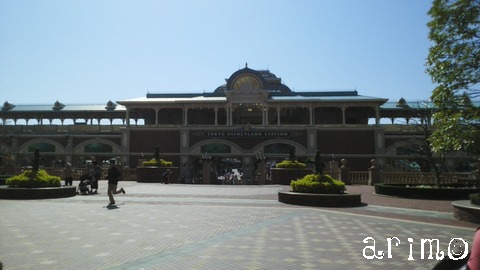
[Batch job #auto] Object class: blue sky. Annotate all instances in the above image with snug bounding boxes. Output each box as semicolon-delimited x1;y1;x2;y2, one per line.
0;0;435;105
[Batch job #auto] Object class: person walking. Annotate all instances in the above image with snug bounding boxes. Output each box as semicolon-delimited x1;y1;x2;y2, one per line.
106;160;125;205
162;169;172;184
90;161;101;194
63;162;73;186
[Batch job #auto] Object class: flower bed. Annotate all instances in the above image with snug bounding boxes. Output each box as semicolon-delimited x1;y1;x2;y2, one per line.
291;174;345;194
6;169;60;188
278;173;361;207
0;169;76;199
0;185;77;200
374;183;480;200
278;191;362;207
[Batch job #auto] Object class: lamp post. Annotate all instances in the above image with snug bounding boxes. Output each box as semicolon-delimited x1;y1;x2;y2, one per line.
256;151;267;185
201;152;212;184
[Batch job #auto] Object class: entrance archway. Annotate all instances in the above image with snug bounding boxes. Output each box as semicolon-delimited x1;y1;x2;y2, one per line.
188;140;244;184
73;139;122;167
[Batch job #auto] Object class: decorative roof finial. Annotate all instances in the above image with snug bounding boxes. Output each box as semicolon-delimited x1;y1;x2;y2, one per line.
396;97;407;107
245;62;248;68
52;100;65;111
2;101;15;111
105;100;117;110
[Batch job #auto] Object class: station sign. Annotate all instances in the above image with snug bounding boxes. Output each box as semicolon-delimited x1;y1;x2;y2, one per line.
197;130;303;138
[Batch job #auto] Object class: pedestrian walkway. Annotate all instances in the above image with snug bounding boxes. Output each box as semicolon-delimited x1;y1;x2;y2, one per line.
0;181;477;269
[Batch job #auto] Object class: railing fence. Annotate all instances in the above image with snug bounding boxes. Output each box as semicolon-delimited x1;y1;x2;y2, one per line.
5;167;477;185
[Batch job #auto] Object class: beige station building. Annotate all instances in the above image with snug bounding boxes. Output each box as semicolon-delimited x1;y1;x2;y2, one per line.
0;65;475;181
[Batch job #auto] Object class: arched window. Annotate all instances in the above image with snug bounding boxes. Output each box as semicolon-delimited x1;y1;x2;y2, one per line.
263;143;292;154
28;142;55;152
201;143;231;153
84;143;113;153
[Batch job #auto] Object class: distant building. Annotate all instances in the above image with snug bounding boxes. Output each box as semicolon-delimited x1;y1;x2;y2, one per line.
0;66;475;179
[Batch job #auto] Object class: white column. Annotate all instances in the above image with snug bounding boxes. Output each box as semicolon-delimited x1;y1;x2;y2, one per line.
265;106;269;126
309;106;313;126
277;107;281;126
183;107;188;126
262;106;266;126
125;109;130;127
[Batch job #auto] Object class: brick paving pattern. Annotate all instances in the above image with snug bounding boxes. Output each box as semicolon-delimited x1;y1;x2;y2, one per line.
0;181;478;269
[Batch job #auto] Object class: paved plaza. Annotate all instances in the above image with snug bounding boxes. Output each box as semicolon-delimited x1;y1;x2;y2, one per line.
0;181;478;270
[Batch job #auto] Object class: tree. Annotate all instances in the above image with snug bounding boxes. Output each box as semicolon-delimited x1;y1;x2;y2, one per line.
407;102;444;186
426;0;480;154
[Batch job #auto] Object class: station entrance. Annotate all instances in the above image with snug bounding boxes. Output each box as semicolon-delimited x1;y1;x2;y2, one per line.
189;141;308;185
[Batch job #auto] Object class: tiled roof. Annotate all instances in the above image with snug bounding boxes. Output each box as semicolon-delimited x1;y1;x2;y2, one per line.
1;104;126;112
118;96;226;103
119;90;388;104
380;101;480;109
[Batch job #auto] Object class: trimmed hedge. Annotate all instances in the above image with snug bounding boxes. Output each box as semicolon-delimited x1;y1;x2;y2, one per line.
142;158;173;167
291;174;345;194
6;170;61;188
471;193;480;206
276;160;306;169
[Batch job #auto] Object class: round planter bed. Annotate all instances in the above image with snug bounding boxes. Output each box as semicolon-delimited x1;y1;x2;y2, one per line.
374;183;480;200
278;191;362;207
452;201;480;224
0;185;77;200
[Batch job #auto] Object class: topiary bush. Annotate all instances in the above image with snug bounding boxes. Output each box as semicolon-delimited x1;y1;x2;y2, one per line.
6;169;61;188
276;160;306;169
291;174;345;194
142;158;173;167
470;193;480;206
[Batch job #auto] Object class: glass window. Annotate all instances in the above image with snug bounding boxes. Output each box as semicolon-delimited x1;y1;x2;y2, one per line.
28;143;55;152
201;143;231;153
84;143;113;153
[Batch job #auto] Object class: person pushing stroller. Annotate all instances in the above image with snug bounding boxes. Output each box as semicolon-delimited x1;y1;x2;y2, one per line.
77;174;91;195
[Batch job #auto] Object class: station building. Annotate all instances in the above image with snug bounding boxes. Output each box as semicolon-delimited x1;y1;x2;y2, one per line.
0;65;473;180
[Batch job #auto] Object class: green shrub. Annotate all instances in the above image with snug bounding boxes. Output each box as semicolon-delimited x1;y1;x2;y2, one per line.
276;160;306;169
470;193;480;206
142;158;173;167
6;169;61;188
291;173;345;194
